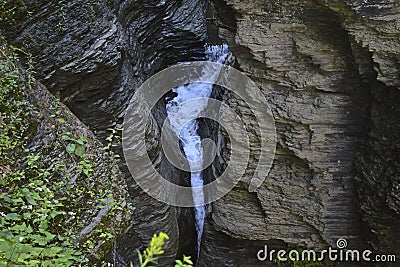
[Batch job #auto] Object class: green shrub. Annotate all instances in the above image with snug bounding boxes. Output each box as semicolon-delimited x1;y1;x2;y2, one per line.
135;232;193;267
0;39;83;266
137;232;169;267
174;255;193;267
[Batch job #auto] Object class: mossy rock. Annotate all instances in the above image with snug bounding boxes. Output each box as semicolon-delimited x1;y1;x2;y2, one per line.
0;37;133;265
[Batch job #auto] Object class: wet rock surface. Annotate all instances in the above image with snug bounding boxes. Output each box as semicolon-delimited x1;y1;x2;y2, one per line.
1;0;399;266
0;41;132;261
1;0;207;264
201;0;400;265
28;80;133;261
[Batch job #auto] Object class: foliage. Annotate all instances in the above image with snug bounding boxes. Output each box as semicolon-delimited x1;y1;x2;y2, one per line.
0;38;130;266
0;39;83;266
61;134;95;176
0;0;14;23
0;0;31;25
104;127;122;153
174;255;193;267
64;134;88;157
133;232;193;267
137;232;169;267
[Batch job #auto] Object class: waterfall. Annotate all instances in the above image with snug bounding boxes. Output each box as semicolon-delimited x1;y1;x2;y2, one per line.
165;44;231;258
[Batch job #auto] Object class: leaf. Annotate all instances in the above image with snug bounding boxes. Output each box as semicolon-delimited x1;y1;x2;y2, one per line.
76;136;87;145
26;197;38;206
83;168;90;176
159;232;169;240
0;239;12;252
137;249;143;264
74;144;85;157
66;143;76;153
149;257;159;263
44;232;55;241
11;222;26;232
1;195;14;203
37;237;48;246
42;246;63;256
184;257;193;265
26;225;33;234
76;139;84;145
23;212;32;219
27;260;41;265
50;210;63;218
6;213;20;221
61;135;70;140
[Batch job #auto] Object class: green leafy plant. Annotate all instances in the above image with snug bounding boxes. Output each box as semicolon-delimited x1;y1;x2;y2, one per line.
175;255;193;267
61;134;97;176
0;43;84;265
131;233;192;267
1;25;132;267
0;0;16;23
104;126;122;158
137;232;169;267
77;158;94;176
63;134;88;157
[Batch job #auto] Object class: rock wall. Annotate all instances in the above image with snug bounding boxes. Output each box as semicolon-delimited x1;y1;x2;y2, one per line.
201;0;400;266
0;42;132;262
1;0;399;266
1;0;208;264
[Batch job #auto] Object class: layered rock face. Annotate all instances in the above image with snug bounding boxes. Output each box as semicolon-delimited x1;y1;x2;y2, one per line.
1;0;208;264
2;0;399;266
0;43;132;261
201;0;400;266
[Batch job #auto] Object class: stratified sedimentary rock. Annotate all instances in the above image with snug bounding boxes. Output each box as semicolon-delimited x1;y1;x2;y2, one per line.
200;0;400;266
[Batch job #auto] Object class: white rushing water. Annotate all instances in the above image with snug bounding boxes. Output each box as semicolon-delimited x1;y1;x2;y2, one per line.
166;44;231;257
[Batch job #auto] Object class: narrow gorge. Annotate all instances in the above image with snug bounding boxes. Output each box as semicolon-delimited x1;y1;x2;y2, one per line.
165;44;232;259
0;0;399;266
